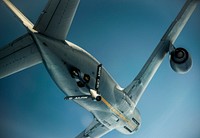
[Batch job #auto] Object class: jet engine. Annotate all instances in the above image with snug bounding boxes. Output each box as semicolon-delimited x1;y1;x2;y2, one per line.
90;89;101;101
169;47;192;74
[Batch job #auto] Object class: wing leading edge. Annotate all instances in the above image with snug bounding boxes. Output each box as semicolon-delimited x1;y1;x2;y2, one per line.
34;0;80;41
2;0;34;31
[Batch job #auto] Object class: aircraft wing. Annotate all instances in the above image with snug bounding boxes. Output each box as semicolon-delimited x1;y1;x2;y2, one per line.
33;0;80;41
76;118;112;138
0;34;42;79
124;0;199;105
161;0;199;44
2;0;34;31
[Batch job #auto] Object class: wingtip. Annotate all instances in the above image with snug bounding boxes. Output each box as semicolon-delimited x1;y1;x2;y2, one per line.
2;0;35;32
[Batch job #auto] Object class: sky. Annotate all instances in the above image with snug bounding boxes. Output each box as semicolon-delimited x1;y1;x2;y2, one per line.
0;0;200;138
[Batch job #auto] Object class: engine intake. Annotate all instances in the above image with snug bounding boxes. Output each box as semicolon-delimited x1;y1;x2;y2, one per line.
169;47;192;74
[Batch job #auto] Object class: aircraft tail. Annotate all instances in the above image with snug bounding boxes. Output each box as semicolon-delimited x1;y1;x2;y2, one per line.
2;0;35;32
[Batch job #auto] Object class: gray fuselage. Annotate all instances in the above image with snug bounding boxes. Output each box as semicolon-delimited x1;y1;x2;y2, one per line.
33;33;141;135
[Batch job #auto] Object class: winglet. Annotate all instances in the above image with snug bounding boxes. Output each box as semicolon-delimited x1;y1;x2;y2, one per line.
2;0;35;32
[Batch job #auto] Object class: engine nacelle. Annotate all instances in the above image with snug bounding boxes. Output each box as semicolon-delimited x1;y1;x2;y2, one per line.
169;47;192;74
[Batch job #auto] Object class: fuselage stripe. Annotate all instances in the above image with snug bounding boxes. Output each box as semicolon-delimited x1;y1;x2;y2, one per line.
101;97;136;130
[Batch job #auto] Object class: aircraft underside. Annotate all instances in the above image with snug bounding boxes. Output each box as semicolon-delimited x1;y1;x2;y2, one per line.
0;0;199;137
34;33;141;136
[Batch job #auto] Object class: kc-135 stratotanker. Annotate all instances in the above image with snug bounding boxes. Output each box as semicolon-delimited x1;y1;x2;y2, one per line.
0;0;199;137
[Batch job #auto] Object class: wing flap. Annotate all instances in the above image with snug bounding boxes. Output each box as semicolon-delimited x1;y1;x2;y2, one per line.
33;0;80;41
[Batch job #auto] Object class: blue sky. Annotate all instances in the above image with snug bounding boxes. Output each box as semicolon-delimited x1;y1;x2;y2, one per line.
0;0;200;138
